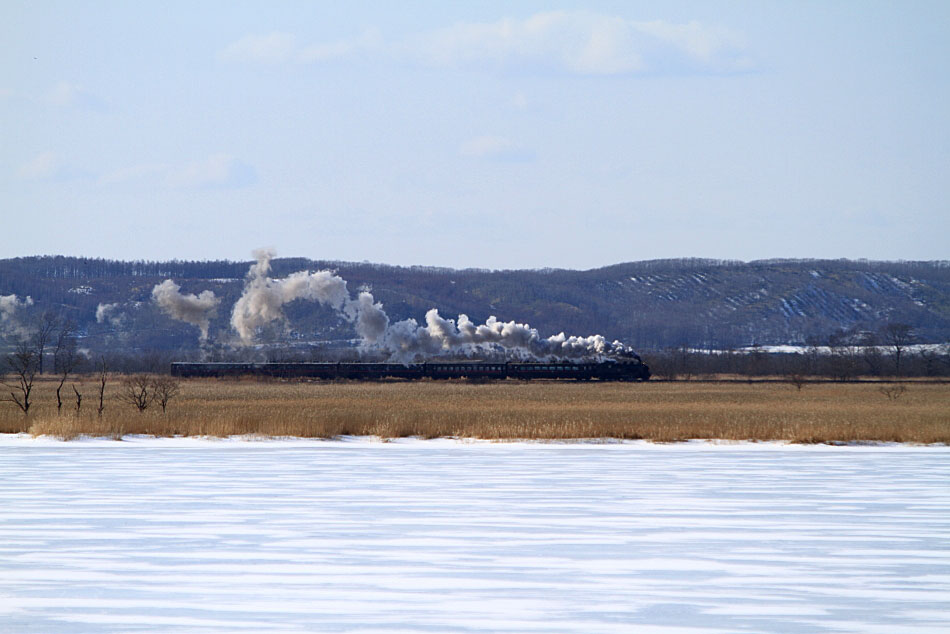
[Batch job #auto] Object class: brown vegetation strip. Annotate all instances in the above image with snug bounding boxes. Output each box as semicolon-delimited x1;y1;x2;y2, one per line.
4;377;949;443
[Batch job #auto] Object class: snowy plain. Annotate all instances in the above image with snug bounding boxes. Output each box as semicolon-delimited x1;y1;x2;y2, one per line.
1;435;949;633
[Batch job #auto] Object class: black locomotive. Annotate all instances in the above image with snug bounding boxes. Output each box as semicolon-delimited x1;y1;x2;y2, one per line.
170;359;650;381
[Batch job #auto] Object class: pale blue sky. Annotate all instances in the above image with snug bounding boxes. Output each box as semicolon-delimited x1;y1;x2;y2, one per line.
2;1;947;269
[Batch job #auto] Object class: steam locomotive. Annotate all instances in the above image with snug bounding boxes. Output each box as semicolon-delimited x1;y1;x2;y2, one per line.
170;358;650;381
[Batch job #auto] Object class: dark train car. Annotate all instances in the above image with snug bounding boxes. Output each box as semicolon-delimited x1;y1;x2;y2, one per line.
171;359;650;381
506;361;649;381
425;362;508;380
336;363;425;380
170;362;340;379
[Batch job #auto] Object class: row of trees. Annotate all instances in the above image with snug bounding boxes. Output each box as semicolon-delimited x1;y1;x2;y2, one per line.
1;312;180;416
645;324;949;379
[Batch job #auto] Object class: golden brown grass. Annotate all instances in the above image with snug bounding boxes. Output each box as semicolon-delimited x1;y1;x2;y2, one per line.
4;377;948;443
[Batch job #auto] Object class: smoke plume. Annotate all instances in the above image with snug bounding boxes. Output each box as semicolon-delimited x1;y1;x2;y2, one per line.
380;309;634;362
0;294;33;334
230;248;356;343
151;280;220;341
95;302;123;327
230;249;635;362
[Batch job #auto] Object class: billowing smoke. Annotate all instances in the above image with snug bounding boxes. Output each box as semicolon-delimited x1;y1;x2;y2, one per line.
151;280;220;341
231;248;355;343
0;294;33;334
95;302;124;327
230;249;635;362
353;291;389;345
380;309;634;362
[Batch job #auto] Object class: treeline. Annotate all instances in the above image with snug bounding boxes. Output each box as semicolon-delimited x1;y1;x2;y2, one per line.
646;346;950;380
6;254;949;282
2;256;950;354
0;255;246;280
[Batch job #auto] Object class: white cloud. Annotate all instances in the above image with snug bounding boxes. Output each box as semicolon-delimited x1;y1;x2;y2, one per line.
460;136;534;162
168;154;257;189
412;12;748;75
413;11;644;75
16;152;91;181
17;152;60;179
99;163;167;185
298;27;382;62
45;81;106;110
100;155;257;190
219;28;382;64
217;32;297;63
221;12;749;76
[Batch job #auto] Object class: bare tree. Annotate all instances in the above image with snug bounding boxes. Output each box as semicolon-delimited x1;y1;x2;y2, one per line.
52;320;77;373
827;331;859;381
786;373;808;391
1;340;39;415
881;323;914;377
96;357;108;418
31;311;59;375
879;384;907;400
118;374;154;412
151;376;180;413
54;325;82;414
859;332;884;376
72;384;83;414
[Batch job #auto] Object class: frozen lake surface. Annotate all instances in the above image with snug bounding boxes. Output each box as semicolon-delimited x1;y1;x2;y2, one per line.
1;436;949;633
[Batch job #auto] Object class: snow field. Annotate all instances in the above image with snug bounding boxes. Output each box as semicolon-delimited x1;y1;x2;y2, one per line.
1;436;949;633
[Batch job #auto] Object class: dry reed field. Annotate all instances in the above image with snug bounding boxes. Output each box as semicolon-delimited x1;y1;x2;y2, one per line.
3;376;947;443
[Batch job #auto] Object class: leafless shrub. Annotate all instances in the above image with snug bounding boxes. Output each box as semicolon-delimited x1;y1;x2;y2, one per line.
787;374;808;391
1;340;39;415
151;376;180;413
118;374;154;412
879;384;907;401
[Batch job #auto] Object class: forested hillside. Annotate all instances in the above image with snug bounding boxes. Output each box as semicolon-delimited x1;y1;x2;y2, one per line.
1;256;948;356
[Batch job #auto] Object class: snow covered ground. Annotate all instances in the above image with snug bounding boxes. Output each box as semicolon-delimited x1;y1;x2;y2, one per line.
1;436;949;633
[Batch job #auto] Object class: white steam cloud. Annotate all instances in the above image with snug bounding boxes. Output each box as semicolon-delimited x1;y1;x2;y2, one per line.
151;280;220;341
231;248;355;343
381;309;633;362
230;249;635;362
0;294;33;334
95;302;122;326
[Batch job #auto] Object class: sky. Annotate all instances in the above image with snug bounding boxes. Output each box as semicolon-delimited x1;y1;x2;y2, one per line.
1;1;948;270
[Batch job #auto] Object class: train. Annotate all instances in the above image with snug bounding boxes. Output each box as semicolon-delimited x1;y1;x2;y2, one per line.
170;359;651;381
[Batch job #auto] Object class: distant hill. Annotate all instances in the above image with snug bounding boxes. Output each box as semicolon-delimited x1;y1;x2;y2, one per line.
1;256;948;354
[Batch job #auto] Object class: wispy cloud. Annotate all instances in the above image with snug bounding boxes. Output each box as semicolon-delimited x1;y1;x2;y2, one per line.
218;12;750;76
16;152;92;182
217;32;297;63
170;154;257;189
409;12;749;75
45;81;107;110
1;82;106;110
218;29;380;64
298;28;382;62
100;154;258;190
98;163;167;185
511;92;530;111
460;136;535;162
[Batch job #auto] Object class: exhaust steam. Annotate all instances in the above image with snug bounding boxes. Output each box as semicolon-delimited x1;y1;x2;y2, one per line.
230;249;635;362
151;280;220;341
